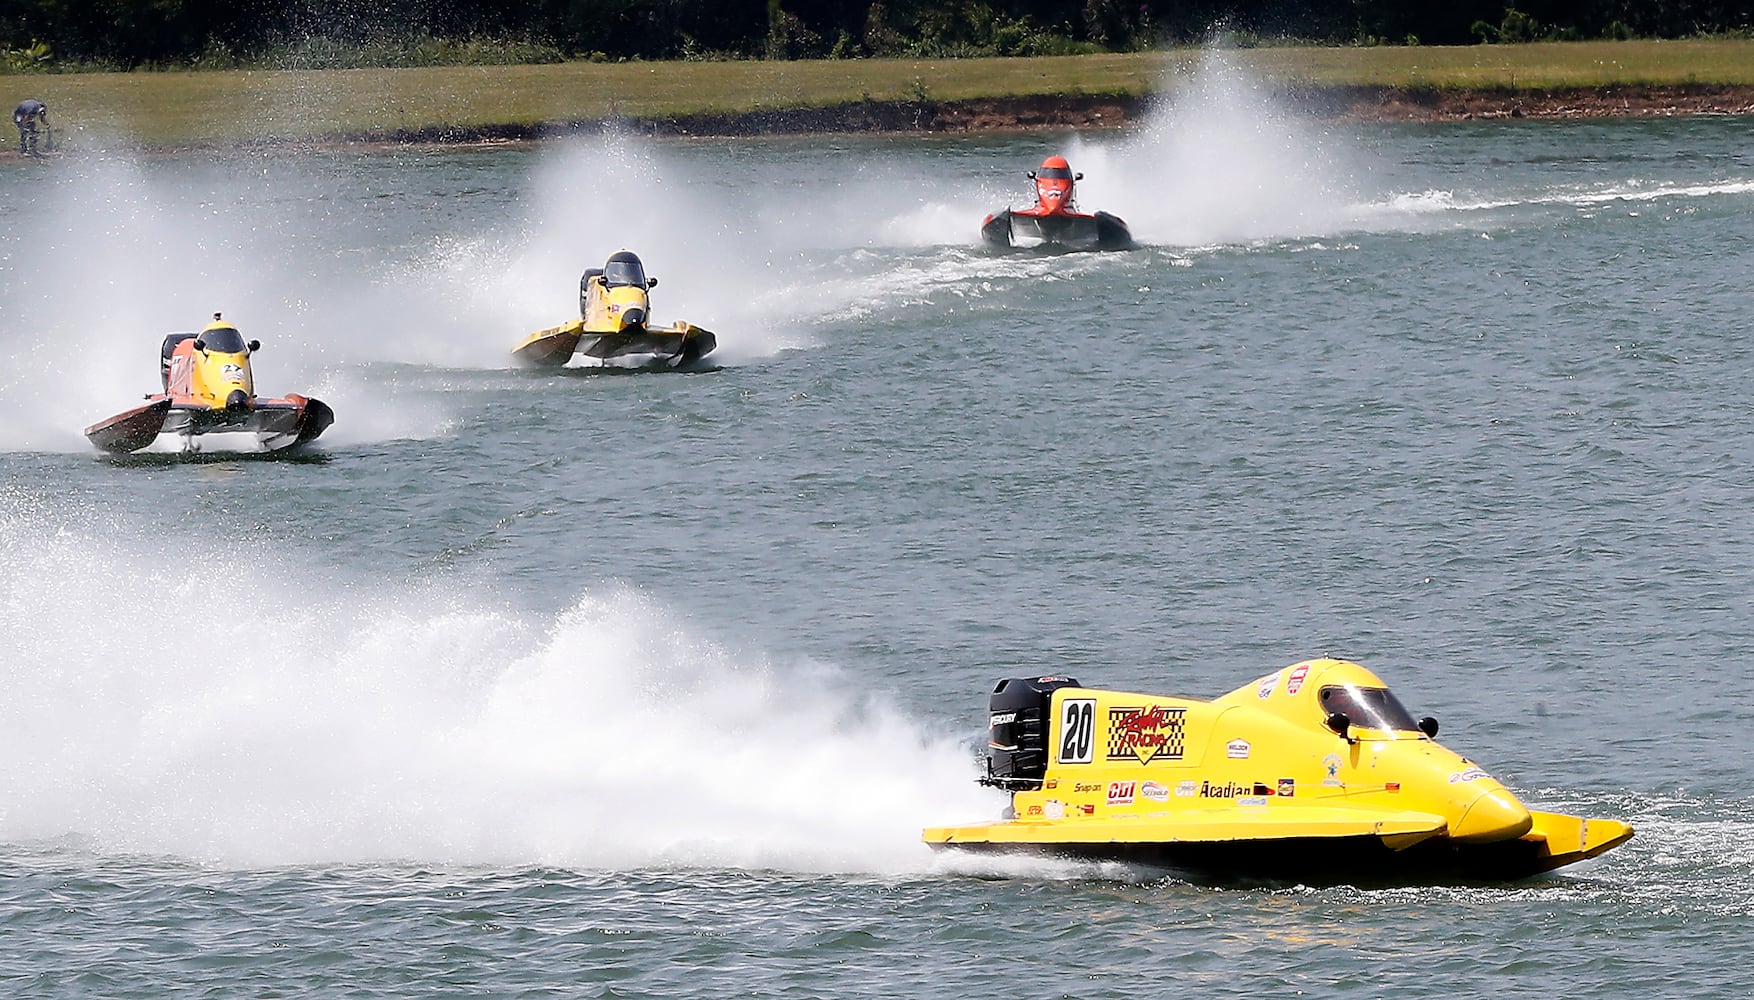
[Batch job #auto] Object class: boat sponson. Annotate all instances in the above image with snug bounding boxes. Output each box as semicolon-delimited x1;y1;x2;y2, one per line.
87;396;333;453
85;398;173;453
924;808;1632;884
579;322;715;361
512;320;586;367
1007;210;1132;249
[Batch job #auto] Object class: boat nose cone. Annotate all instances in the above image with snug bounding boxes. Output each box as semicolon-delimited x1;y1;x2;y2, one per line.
621;308;646;330
225;389;250;411
1451;788;1534;843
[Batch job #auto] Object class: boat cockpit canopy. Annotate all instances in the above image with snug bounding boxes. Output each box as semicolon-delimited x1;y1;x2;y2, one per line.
1317;684;1421;733
197;327;248;354
603;254;648;288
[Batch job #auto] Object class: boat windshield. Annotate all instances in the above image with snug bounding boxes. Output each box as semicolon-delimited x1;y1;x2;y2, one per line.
1037;166;1073;180
603;257;648;288
198;327;248;353
1317;684;1421;733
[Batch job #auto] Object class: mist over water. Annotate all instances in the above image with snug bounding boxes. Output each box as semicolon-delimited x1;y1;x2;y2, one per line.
0;498;997;870
0;48;1436;454
6;51;1725;453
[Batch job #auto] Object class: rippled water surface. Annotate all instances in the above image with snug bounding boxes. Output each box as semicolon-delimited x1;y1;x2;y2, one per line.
3;64;1752;996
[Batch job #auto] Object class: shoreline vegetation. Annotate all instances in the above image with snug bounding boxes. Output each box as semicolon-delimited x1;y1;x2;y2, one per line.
5;41;1754;153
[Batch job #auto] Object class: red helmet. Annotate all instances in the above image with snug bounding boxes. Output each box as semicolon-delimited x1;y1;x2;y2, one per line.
1032;155;1076;213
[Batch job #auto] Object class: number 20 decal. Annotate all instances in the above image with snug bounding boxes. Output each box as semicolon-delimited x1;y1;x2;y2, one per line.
1059;698;1095;764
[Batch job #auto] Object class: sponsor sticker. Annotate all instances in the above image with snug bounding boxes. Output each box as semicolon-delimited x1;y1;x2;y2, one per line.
1448;767;1491;784
1107;781;1137;806
1043;800;1065;819
1175;780;1198;798
1043;779;1058;790
1322;753;1343;786
1073;782;1102;794
1141;780;1169;802
1385;782;1401;793
1256;673;1279;700
1286;663;1310;696
1077;803;1095;815
1026;804;1043;816
1238;796;1268;808
1277;778;1296;797
988;712;1017;727
1226;739;1251;760
1105;705;1187;764
1198;780;1251;799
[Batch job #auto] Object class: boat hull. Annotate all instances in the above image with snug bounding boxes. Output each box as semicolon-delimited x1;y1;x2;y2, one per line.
511;320;586;367
85;394;333;455
579;323;716;365
983;208;1132;251
926;810;1633;886
514;318;716;368
84;398;174;454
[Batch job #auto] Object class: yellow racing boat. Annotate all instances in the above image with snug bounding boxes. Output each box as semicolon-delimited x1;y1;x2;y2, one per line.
512;250;716;368
923;658;1632;884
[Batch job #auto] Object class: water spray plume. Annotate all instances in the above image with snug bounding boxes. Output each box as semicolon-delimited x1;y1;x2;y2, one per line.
1085;48;1363;247
0;504;999;871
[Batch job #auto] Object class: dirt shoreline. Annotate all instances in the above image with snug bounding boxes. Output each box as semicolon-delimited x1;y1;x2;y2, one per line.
346;85;1754;145
5;84;1752;158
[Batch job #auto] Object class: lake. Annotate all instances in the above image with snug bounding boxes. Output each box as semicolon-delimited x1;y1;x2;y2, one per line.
2;62;1751;997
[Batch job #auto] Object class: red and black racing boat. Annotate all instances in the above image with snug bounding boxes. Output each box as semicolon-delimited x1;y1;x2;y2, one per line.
981;155;1132;251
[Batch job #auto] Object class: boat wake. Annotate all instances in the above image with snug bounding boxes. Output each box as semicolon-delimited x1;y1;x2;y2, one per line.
0;501;998;873
1368;177;1754;217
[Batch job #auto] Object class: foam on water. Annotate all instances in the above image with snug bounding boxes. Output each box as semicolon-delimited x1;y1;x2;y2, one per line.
0;498;1000;871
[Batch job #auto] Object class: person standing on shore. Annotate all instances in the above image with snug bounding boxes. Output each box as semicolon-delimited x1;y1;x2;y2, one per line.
14;99;48;156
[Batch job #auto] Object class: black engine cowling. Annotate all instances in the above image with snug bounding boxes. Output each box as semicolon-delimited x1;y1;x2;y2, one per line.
982;674;1080;790
159;332;196;392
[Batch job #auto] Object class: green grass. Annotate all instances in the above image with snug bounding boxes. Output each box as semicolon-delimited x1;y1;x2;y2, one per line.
1234;39;1754;90
16;39;1754;148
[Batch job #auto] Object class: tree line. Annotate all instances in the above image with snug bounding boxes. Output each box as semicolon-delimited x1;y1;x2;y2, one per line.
3;1;1751;69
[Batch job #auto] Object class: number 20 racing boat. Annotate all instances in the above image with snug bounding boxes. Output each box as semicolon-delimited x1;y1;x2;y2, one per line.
980;155;1132;251
84;314;334;455
512;250;716;368
923;659;1633;884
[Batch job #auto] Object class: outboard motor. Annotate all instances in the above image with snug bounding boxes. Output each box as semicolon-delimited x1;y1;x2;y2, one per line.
982;675;1081;790
160;333;196;392
579;268;603;317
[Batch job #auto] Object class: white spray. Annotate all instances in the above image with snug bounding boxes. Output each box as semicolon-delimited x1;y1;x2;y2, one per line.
0;501;1000;871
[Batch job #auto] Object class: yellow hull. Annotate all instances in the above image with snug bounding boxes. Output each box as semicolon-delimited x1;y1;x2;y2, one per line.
511;320;585;367
923;659;1633;883
923;809;1632;884
512;318;717;368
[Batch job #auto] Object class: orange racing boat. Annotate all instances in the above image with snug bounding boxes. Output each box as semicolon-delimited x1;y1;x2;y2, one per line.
84;314;334;455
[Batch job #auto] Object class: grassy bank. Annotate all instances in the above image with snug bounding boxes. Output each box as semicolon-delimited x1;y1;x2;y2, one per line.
11;39;1754;148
